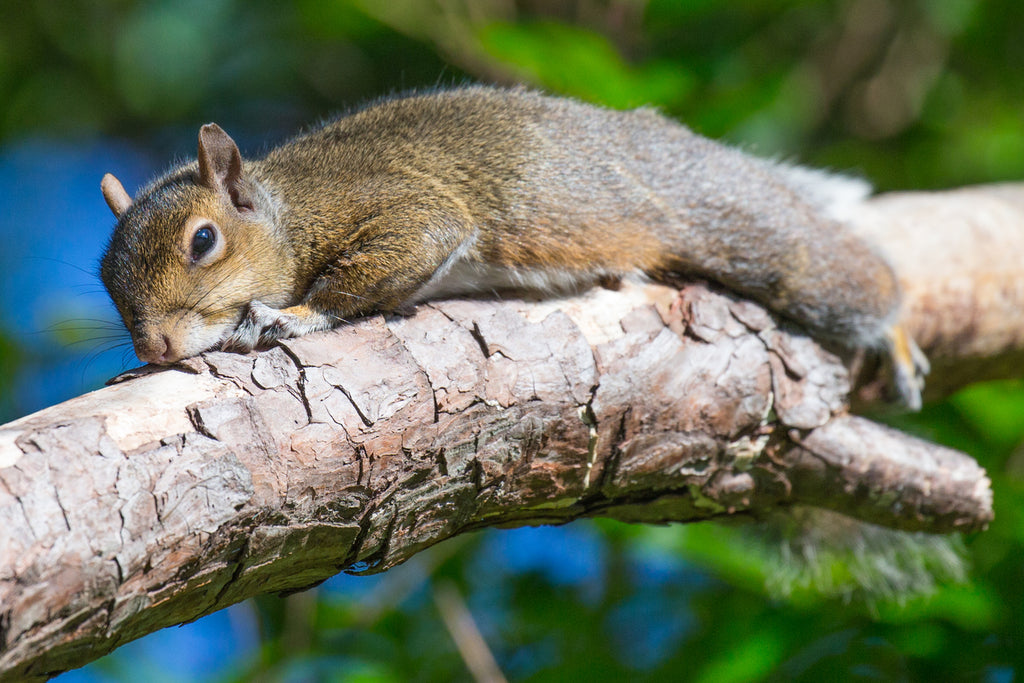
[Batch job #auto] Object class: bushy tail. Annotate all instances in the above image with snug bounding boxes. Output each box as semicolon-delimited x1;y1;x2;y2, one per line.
751;507;968;605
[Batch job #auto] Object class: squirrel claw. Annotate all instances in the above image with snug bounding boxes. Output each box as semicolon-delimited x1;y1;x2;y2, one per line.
886;325;929;411
224;300;332;353
223;300;290;352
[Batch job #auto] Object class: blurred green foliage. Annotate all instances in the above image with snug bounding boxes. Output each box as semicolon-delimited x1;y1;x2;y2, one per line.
3;0;1024;680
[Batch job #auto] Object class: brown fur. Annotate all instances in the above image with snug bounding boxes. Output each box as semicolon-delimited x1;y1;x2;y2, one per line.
100;85;925;405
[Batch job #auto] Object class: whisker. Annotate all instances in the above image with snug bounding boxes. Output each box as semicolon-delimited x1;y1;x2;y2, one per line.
24;256;99;279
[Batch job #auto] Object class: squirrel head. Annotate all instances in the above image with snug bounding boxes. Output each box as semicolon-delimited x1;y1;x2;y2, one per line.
100;124;291;365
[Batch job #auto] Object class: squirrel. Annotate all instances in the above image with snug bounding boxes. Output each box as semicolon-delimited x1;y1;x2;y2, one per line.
99;85;928;408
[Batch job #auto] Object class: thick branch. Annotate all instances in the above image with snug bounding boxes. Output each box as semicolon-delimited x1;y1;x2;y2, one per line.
852;183;1024;399
2;184;1019;680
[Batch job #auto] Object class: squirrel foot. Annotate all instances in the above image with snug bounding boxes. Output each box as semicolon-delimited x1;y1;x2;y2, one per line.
223;301;332;352
885;324;930;411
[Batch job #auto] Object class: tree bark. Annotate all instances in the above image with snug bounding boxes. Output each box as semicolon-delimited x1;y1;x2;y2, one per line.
852;184;1024;399
3;184;1023;681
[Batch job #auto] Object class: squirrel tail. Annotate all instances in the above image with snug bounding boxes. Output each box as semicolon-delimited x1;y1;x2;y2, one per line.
748;507;968;606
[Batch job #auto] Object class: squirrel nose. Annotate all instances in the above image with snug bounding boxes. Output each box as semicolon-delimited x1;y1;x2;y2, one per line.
135;332;178;365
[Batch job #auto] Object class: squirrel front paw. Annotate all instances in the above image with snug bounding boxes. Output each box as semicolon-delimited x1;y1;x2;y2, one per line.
222;301;289;352
223;301;335;353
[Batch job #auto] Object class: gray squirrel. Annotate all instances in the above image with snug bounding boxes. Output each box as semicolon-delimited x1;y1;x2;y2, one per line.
99;85;927;407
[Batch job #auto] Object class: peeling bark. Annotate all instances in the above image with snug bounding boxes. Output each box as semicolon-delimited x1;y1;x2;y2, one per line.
2;183;1021;680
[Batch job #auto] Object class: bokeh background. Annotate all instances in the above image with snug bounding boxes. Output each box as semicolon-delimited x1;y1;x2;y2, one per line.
3;1;1024;680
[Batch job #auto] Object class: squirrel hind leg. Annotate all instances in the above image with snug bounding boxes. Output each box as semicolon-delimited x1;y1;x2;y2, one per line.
884;324;929;411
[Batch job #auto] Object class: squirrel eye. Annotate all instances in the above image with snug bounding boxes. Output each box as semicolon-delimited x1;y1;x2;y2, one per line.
191;225;216;261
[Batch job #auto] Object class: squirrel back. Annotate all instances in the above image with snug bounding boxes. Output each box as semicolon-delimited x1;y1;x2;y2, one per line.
99;85;925;405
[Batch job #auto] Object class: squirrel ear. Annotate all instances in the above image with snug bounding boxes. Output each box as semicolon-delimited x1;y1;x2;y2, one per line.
101;173;133;217
197;123;253;211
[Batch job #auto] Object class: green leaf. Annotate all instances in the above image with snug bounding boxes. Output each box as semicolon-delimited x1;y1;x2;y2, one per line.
693;627;788;683
477;21;693;109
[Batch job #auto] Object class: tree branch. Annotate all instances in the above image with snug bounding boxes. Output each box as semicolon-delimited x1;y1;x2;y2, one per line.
852;183;1024;399
3;184;1020;680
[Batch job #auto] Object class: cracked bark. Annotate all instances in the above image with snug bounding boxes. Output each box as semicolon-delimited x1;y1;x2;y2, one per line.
2;183;1022;681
